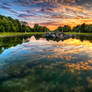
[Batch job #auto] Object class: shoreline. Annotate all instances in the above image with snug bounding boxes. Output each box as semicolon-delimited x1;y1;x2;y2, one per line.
0;32;46;37
65;32;92;36
0;32;92;38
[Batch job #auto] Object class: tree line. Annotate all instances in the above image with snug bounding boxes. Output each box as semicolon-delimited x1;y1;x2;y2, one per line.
1;14;92;33
54;23;92;33
0;15;50;32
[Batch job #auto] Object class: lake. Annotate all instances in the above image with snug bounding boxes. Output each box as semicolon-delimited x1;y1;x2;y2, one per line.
0;34;92;92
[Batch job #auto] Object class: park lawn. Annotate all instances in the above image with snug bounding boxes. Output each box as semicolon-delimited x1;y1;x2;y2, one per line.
0;32;46;37
65;32;92;35
0;32;92;37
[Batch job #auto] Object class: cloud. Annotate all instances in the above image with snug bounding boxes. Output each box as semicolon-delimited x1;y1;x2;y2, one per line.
0;5;11;10
39;21;61;26
18;14;36;18
0;0;92;29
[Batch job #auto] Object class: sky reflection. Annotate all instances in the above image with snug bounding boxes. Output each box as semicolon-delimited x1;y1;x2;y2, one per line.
0;36;92;73
0;36;92;92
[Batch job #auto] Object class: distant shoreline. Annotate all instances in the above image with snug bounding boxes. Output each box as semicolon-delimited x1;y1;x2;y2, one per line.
0;32;92;38
0;32;46;37
65;32;92;36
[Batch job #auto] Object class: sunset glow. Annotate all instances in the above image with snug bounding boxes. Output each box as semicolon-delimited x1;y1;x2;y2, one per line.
0;0;92;30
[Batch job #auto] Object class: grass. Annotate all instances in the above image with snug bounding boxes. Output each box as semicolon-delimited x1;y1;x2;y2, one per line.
65;32;92;35
0;32;46;37
0;32;92;37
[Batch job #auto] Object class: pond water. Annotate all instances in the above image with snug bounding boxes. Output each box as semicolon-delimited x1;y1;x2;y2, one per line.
0;34;92;92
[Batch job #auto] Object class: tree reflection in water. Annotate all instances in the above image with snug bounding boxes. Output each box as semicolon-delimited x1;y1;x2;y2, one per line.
0;34;92;92
0;34;45;54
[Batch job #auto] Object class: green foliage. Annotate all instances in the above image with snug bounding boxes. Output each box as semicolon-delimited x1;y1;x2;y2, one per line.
1;14;92;33
34;24;50;32
0;25;5;32
0;14;31;32
55;26;63;32
54;23;92;33
0;15;50;32
72;23;92;33
63;25;71;32
55;25;71;32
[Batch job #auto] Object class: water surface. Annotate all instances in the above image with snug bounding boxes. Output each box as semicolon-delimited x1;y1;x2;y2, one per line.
0;34;92;92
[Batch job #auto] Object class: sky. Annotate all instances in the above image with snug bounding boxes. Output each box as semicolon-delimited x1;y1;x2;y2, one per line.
0;0;92;30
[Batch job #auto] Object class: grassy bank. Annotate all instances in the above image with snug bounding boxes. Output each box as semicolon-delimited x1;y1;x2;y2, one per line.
0;32;92;37
65;32;92;35
0;32;46;37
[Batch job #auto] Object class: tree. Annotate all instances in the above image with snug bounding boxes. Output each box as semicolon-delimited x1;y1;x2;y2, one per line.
80;23;86;32
54;26;62;32
0;25;5;32
34;24;39;31
63;25;71;32
72;25;81;32
0;14;51;32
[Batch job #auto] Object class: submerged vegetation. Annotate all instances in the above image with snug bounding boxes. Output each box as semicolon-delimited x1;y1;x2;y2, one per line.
0;37;92;92
0;64;90;92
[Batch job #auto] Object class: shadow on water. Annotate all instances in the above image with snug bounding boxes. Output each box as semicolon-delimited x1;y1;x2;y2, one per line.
76;35;92;43
0;34;92;92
